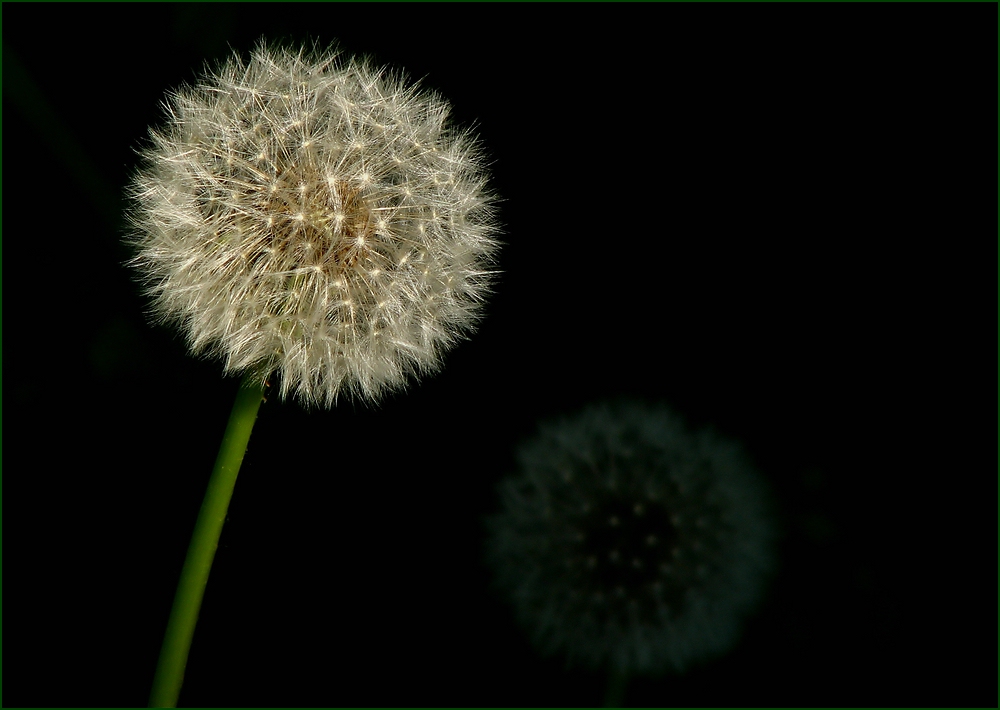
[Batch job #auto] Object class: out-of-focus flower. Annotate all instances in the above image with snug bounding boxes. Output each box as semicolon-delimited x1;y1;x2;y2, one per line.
487;401;775;675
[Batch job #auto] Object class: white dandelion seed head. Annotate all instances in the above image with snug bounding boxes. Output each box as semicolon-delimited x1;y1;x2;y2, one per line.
126;41;499;407
486;401;776;676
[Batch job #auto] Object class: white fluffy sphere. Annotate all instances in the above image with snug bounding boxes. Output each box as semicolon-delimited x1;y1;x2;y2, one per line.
127;43;499;406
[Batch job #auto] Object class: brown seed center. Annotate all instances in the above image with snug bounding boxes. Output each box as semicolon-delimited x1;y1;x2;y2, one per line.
259;165;378;275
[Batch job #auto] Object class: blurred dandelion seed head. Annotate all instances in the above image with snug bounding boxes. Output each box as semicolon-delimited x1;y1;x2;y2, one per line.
126;42;499;406
487;401;776;675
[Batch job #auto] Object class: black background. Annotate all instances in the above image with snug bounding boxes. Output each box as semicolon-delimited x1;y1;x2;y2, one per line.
3;3;995;708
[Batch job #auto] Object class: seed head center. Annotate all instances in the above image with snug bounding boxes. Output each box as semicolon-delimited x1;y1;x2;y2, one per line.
260;166;379;275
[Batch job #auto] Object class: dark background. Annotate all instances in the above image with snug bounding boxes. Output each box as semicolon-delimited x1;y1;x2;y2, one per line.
3;4;995;708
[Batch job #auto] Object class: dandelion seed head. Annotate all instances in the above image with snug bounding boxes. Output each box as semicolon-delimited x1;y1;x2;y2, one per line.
486;402;776;675
126;41;499;407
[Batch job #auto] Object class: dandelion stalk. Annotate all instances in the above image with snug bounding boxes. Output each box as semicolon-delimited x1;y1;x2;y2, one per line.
149;377;265;708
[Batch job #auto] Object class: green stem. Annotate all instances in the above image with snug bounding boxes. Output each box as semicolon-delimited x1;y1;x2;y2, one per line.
149;376;266;708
